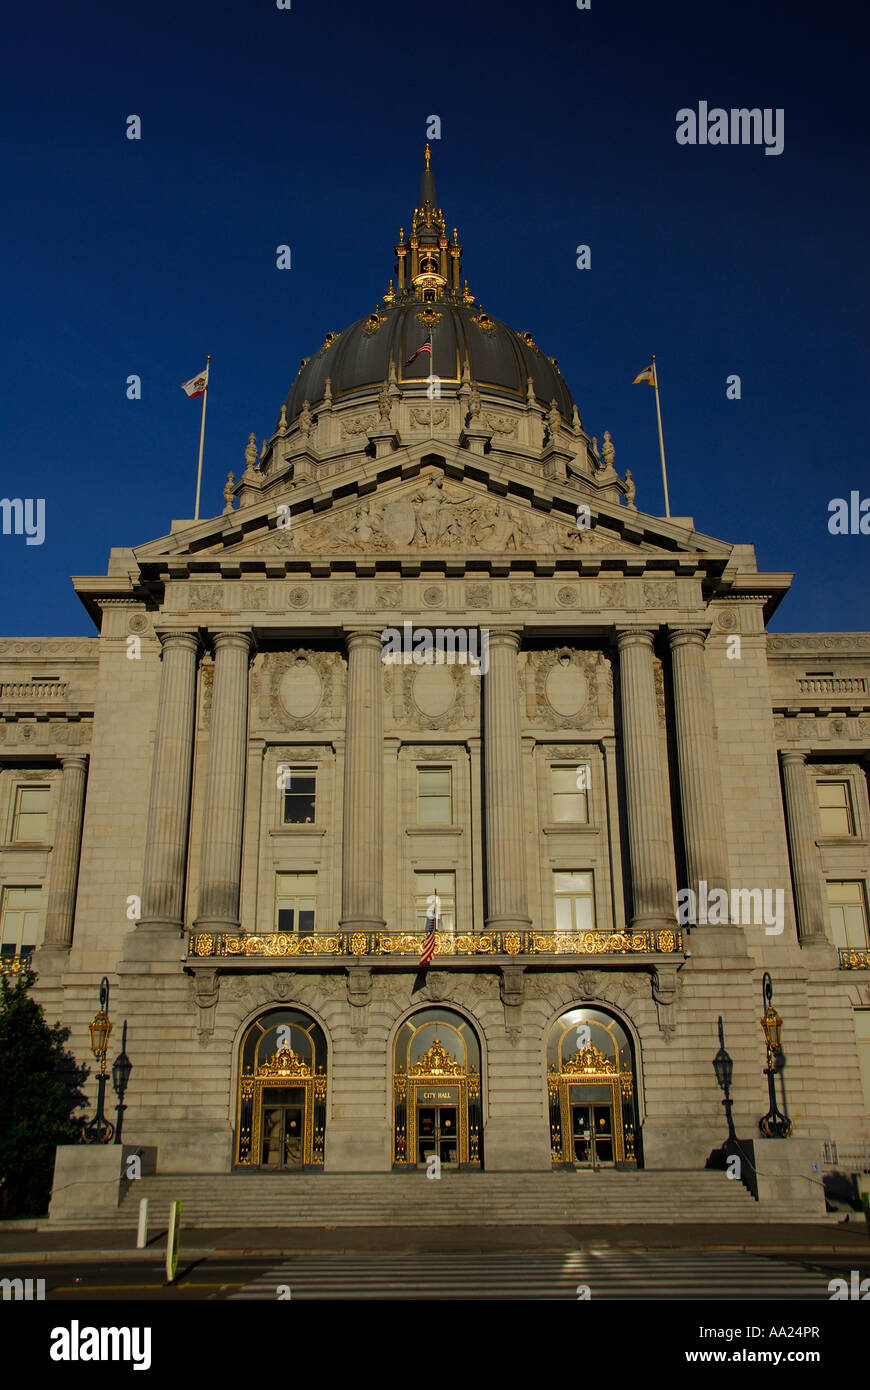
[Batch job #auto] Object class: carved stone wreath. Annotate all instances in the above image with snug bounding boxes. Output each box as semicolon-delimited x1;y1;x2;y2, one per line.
259;649;346;731
287;586;310;608
715;606;740;632
521;649;603;729
341;414;377;438
387;661;476;730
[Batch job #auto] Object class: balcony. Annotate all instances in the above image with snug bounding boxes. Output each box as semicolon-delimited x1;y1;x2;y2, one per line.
0;952;33;977
839;947;870;970
797;677;866;695
0;681;69;700
188;926;683;963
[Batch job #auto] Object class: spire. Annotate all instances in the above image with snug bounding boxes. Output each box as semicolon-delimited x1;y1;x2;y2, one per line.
420;142;437;209
393;145;465;301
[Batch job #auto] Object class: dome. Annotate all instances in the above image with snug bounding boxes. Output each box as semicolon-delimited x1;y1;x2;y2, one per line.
282;301;576;423
281;144;577;426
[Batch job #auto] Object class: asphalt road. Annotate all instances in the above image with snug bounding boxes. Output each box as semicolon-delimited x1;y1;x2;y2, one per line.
4;1248;867;1300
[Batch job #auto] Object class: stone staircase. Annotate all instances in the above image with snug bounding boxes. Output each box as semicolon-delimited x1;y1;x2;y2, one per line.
49;1170;829;1230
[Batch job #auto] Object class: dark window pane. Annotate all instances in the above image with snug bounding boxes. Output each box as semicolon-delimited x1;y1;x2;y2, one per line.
298;909;315;935
277;907;295;932
283;788;316;824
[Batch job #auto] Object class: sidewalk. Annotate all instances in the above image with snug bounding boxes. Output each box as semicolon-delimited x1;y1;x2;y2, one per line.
1;1219;868;1262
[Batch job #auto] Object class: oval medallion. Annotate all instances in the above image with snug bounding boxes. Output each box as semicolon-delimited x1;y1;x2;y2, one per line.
412;664;455;717
279;659;322;718
545;664;587;718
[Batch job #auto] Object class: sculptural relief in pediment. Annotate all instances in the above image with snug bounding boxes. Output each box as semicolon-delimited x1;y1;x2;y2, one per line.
234;476;665;557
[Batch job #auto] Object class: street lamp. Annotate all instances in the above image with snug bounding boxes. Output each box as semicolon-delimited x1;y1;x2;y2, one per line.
111;1020;132;1144
81;977;115;1144
712;1015;736;1142
759;972;793;1138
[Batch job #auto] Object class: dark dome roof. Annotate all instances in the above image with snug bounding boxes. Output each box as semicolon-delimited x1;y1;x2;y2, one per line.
283;299;576;423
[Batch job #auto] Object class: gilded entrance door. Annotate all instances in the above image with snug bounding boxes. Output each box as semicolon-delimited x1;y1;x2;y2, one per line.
393;1010;483;1170
417;1097;460;1167
549;1049;634;1166
260;1088;305;1169
569;1089;616;1167
236;1009;327;1169
547;1008;640;1169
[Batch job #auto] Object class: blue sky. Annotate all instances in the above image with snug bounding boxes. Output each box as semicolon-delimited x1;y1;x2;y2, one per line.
1;0;867;635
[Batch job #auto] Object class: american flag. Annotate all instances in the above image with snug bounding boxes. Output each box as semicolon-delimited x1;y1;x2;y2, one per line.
419;893;440;966
405;333;432;367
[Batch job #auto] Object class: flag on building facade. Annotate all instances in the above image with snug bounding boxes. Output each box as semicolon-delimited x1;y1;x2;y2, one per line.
419;893;440;966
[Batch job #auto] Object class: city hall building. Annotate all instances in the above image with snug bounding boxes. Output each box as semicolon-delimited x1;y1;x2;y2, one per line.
3;150;869;1221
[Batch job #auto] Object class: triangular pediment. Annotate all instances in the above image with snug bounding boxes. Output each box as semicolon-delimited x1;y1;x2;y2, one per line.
135;466;732;565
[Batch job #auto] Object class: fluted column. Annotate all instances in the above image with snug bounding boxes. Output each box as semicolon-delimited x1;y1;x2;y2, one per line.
780;750;827;939
138;631;199;931
41;756;88;950
668;627;729;894
483;629;531;932
340;630;385;932
616;629;677;927
194;631;254;933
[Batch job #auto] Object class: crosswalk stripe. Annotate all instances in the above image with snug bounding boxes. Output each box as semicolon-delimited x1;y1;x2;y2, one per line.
228;1252;828;1300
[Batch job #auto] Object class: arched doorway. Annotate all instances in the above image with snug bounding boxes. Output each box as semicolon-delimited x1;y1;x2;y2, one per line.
235;1009;327;1169
547;1007;641;1169
393;1008;482;1170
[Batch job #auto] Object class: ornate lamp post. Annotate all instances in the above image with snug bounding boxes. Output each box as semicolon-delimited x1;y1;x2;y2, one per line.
81;977;115;1144
111;1020;132;1144
759;972;793;1138
712;1015;736;1142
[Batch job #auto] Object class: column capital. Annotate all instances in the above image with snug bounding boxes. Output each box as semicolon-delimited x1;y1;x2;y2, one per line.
487;627;522;651
616;627;655;652
343;628;385;651
59;754;89;772
668;626;709;651
156;629;200;653
211;629;256;655
780;749;809;768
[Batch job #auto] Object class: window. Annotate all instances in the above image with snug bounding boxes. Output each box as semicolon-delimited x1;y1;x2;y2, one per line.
826;881;869;949
282;769;316;825
551;767;589;823
414;871;456;935
12;785;49;842
856;1013;870;1115
553;871;596;932
275;873;317;934
417;768;452;824
816;780;853;835
1;886;42;958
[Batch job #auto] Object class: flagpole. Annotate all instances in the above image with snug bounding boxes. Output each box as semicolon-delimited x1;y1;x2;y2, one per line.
193;355;210;521
429;325;435;441
651;355;671;519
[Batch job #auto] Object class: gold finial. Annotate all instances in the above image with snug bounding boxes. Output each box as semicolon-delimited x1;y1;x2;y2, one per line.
424;142;431;170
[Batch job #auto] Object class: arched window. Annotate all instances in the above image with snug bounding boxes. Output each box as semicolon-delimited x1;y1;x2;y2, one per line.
236;1009;327;1169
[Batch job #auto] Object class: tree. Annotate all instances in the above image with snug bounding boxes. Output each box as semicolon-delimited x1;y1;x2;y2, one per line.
0;964;86;1219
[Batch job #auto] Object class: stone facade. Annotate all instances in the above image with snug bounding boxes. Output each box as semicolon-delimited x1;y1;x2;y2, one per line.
2;159;869;1215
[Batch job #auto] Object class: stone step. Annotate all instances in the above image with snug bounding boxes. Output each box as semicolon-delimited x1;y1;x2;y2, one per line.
46;1170;828;1229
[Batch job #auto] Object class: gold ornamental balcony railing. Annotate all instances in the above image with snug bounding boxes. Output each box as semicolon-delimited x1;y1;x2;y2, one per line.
839;947;870;970
188;927;683;960
0;953;33;978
